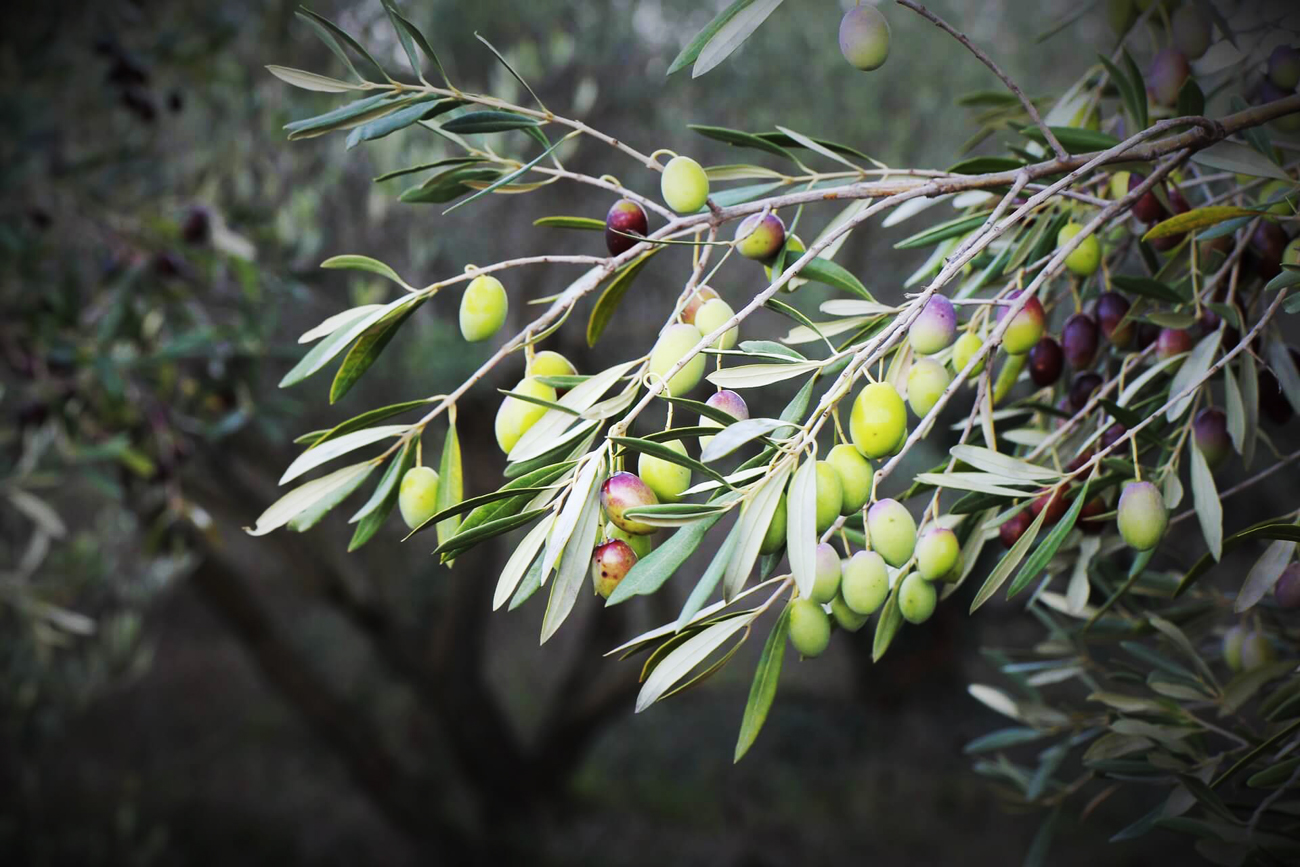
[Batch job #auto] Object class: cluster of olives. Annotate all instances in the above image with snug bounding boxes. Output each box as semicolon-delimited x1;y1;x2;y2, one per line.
494;350;579;453
1223;624;1276;674
786;517;963;659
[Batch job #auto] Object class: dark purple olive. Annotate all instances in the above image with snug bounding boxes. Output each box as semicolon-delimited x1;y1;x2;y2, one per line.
999;510;1032;550
1069;372;1103;411
1062;313;1100;369
1078;496;1108;535
1028;337;1064;386
1192;408;1230;469
1096;292;1134;348
181;206;210;245
1248;222;1287;281
1101;423;1127;451
1156;328;1194;360
1135;323;1161;352
1147;48;1191;106
1129;173;1165;224
1030;489;1068;524
605;198;649;257
1150;190;1191;252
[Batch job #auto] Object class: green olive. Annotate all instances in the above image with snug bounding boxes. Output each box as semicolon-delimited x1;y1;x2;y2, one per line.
459;274;508;342
398;466;440;530
788;599;832;658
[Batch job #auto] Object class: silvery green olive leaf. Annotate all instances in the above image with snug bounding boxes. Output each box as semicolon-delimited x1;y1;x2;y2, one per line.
783;316;874;345
1264;266;1300;293
373;157;486;183
692;0;784;77
1265;336;1300;414
894;211;991;250
705;164;786;181
496;388;579;416
872;582;904;663
621;503;731;528
1066;535;1100;615
913;473;1040;499
385;4;448;85
509;360;639;462
247;463;373;536
1235;537;1298;613
708;182;787;209
288;464;374;532
348;440;415;552
970;505;1048;612
295;8;388;82
540;470;601;644
588;248;660;346
494;515;553;611
687;124;796;161
508;555;548;612
442;462;575;537
724;463;791;600
445;134;572;214
432;507;551;562
320;255;411;288
504;423;598;479
346;97;459;150
699;418;788;463
734;601;790;763
1191;141;1293;181
676;521;744;629
434;422;464;550
820;299;898;317
737;340;806;361
299;305;387;344
1224;362;1246;453
763;298;825;346
636;615;753;712
280;296;416;388
679;466;769;498
279;425;407;485
285;93;407;140
611;436;730;487
1110;275;1187;304
786;456;817;600
542;455;603;580
330;298;425;404
707;360;822;390
266;65;365;93
1006;480;1090;599
1189;441;1223;561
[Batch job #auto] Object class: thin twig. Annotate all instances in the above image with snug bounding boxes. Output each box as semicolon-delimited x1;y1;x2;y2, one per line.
896;0;1069;160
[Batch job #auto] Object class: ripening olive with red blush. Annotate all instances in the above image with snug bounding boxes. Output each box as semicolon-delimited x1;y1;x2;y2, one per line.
997;291;1046;355
1078;496;1108;534
1275;564;1300;609
1031;489;1068;525
1101;423;1127;451
605;198;649;256
999;510;1032;549
591;540;637;599
909;295;958;356
1128;173;1165;224
1147;48;1191;106
1149;190;1190;252
1248;222;1287;281
1156;328;1194;360
1028;337;1064;386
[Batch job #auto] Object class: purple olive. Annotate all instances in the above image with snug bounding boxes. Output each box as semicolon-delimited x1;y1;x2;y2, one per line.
1031;489;1068;524
1078;496;1108;535
1135;322;1161;352
909;294;958;355
1129;173;1165;224
591;540;637;599
1275;564;1300;609
1149;190;1191;252
705;389;749;422
734;212;786;262
1101;423;1127;452
999;510;1032;550
1147;48;1191;106
1096;292;1134;348
605;198;649;256
1156;328;1194;360
1069;372;1102;411
1193;407;1230;469
1062;313;1100;369
1028;337;1064;386
600;471;659;535
181;206;211;245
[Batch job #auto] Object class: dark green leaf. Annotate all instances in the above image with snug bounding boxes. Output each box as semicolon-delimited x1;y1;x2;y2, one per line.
1006;481;1090;598
387;6;449;85
285;93;406;140
756;131;873;162
795;257;873;299
431;507;549;560
441;110;540;134
330;298;424;404
588;248;659;346
474;32;546;109
345;96;457;149
677;520;743;628
949;156;1024;174
872;582;903;662
1177;78;1205;118
1121;49;1149;130
894;212;991;250
400;167;503;204
435;422;463;549
443;134;568;214
668;0;764;75
297;7;387;82
1175;521;1300;596
688;124;796;162
455;462;575;536
1097;54;1141;135
661;395;753;427
508;554;546;611
349;440;415;551
708;181;786;208
1018;125;1120;154
610;436;730;487
1110;274;1187;303
734;602;790;762
763;298;823;342
964;727;1051;754
606;513;724;605
373;157;486;182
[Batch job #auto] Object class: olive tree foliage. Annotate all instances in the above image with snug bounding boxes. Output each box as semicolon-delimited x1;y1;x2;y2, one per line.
260;0;1300;858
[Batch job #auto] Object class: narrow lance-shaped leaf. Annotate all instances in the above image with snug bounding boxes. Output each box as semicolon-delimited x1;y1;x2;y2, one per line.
970;504;1048;612
724;464;791;599
734;602;791;762
786;457;817;599
1006;480;1091;599
1236;537;1297;612
692;0;784;77
1189;441;1223;561
541;465;603;644
588;248;660;346
349;440;415;551
435;422;464;550
1166;329;1222;422
280;425;408;485
607;512;725;605
676;520;744;629
247;463;373;537
493;516;553;611
872;581;903;662
636;616;753;711
330;298;425;404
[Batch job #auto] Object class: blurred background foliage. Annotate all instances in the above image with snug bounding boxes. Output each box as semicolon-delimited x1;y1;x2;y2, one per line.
1;0;1295;864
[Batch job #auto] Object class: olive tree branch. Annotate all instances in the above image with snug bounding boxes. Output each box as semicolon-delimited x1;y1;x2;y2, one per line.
895;0;1068;161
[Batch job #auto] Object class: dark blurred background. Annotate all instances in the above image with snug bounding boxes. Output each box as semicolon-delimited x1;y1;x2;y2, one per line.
2;1;1294;864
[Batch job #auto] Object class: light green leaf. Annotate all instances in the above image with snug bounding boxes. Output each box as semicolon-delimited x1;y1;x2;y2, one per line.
676;521;743;627
913;472;1038;498
542;456;603;581
1166;329;1222;422
636;615;753;711
348;441;414;551
329;298;425;403
540;468;602;644
508;360;639;462
280;425;407;485
692;0;785;78
435;422;463;549
588;248;659;346
724;465;791;599
266;65;363;93
707;360;822;389
970;505;1048;612
246;463;372;536
299;305;386;344
1235;537;1298;612
950;445;1061;481
1224;362;1246;454
493;515;552;611
321;255;410;287
607;513;724;605
699;418;788;463
1192;141;1293;181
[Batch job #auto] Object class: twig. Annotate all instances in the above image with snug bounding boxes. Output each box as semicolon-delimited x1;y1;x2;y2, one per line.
1168;449;1300;527
896;0;1069;161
